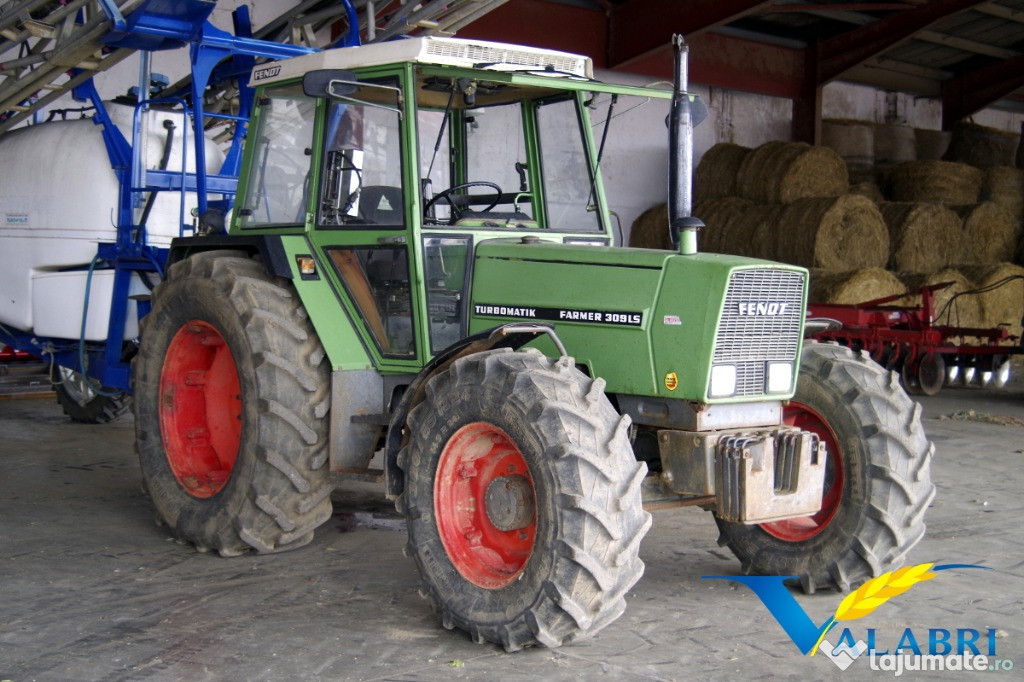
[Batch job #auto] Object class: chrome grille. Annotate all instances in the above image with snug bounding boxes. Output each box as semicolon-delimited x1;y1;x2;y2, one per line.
712;269;805;397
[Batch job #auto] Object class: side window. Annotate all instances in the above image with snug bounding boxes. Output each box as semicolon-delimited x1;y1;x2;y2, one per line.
238;85;316;227
536;97;601;231
319;80;404;227
423;236;470;352
325;246;415;357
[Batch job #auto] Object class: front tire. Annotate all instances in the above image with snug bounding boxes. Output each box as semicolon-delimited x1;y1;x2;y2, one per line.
397;348;651;651
133;252;334;556
715;342;935;593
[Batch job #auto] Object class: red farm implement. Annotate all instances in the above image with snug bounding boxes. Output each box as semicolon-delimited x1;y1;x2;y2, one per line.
808;280;1023;396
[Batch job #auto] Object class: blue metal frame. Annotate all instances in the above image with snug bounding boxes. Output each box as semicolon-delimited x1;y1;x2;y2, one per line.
3;1;360;392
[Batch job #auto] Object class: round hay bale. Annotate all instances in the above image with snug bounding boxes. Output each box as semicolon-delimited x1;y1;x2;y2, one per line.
697;197;781;259
694;143;751;201
914;128;951;161
944;121;1019;170
887;160;983;205
736;141;848;204
896;269;984;329
628;203;671;250
808;267;904;305
877;202;963;272
874;123;916;167
982;166;1024;225
953;202;1017;265
849;181;884;204
822;119;874;171
958;263;1024;338
775;195;888;270
1017;121;1024;169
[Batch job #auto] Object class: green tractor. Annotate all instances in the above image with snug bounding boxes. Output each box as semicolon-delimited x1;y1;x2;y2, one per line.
132;36;935;651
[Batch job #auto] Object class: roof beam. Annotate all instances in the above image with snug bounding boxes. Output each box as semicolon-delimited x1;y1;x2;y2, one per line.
815;0;990;83
974;2;1024;24
608;0;774;67
942;52;1024;126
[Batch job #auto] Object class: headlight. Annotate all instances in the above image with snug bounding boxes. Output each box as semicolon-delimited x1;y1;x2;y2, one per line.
710;364;737;397
767;361;793;393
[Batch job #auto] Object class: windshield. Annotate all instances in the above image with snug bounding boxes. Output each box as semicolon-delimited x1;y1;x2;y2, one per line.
416;74;602;232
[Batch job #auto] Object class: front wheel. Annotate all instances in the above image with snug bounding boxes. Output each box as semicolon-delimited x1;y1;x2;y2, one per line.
715;343;935;593
397;348;651;650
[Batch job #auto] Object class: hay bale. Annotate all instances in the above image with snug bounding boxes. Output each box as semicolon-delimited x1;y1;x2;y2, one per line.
849;181;884;204
953;202;1017;265
628;203;671;250
775;195;888;270
983;166;1024;225
896;269;984;329
877;202;963;272
944;121;1019;169
887;160;983;205
736;141;848;204
1018;121;1024;169
914;128;951;161
874;123;916;167
822;119;874;171
958;263;1024;338
697;197;781;259
808;267;904;305
694;143;751;201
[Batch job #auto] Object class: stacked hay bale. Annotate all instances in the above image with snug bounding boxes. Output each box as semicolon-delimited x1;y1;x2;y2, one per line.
809;268;904;305
954;203;1017;265
958;264;1024;339
694;143;751;200
887;160;983;205
896;269;984;330
944;121;1020;169
876;202;963;271
734;141;849;203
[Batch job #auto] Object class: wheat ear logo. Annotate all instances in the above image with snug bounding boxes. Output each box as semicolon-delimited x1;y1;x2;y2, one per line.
808;562;937;655
703;563;988;656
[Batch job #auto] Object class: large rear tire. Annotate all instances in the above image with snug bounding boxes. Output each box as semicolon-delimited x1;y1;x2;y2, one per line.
133;252;333;556
397;348;651;650
715;342;935;593
53;367;130;423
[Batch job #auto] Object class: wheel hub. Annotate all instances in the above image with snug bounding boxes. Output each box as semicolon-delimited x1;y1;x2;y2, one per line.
484;474;536;532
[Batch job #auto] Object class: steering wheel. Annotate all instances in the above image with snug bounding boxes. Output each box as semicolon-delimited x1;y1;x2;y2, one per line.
424;181;502;224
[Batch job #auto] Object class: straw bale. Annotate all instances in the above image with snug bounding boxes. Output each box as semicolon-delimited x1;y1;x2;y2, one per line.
808;267;904;305
877;202;963;272
953;202;1017;265
775;195;888;270
736;141;848;204
914;128;951;161
982;166;1024;225
694;143;751;201
628;203;671;250
1018;121;1024;169
944;121;1019;170
697;198;782;259
874;123;916;167
887;160;983;205
958;263;1024;338
896;269;984;329
849;181;884;204
822;119;874;170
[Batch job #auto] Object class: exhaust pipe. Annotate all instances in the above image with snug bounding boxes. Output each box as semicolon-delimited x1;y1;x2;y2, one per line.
668;34;704;255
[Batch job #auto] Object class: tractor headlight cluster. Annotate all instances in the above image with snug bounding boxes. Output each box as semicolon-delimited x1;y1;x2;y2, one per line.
709;364;737;397
766;361;793;394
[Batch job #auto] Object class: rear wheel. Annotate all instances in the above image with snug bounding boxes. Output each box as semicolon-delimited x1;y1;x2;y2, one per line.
715;343;935;593
133;252;333;556
397;348;651;650
53;366;130;423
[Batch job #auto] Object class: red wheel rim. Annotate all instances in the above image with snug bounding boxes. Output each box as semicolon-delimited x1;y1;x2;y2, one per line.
761;402;844;542
435;422;537;589
159;320;242;498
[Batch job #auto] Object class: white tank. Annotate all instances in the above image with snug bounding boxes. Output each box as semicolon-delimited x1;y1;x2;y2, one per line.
0;103;225;340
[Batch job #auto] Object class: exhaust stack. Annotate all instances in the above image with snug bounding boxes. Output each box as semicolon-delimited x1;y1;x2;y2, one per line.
668;34;704;255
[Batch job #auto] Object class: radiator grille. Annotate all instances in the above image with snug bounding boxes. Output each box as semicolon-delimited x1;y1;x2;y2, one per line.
712;269;805;397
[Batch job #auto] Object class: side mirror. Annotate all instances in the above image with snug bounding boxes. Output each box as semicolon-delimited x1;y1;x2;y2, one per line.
302;69;359;98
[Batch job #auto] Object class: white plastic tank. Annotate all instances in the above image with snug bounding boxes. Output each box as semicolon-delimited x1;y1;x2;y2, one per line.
0;102;225;340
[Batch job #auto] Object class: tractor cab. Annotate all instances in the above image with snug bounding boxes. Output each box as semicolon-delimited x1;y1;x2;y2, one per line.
233;38;667;367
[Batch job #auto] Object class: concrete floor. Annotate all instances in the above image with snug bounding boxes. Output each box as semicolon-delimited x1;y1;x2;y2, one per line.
1;382;1022;681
